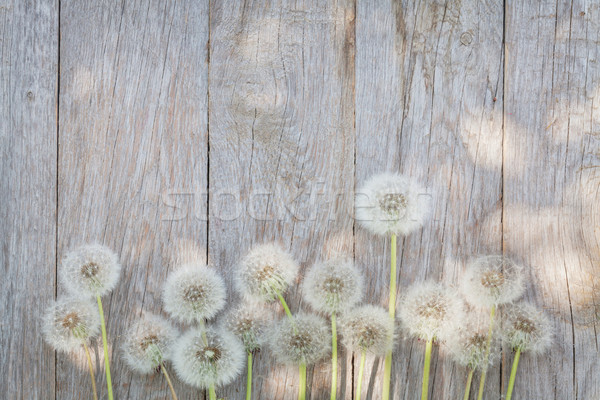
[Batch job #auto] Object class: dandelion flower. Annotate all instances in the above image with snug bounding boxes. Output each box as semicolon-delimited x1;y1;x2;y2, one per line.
172;327;245;389
355;172;431;237
447;317;500;371
163;263;227;324
43;297;101;400
60;244;121;298
269;313;330;366
302;257;363;400
399;281;464;400
503;302;553;400
399;281;464;343
269;313;330;400
122;314;179;374
446;314;499;400
302;257;364;315
236;242;299;304
461;256;525;308
503;302;553;354
224;302;271;353
342;305;394;355
43;297;100;352
341;305;394;400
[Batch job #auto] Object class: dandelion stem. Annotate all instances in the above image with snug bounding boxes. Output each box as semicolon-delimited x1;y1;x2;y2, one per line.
246;352;253;400
209;385;217;400
96;295;113;400
82;342;98;400
161;363;178;400
421;339;433;400
505;347;521;400
298;362;307;400
382;233;397;400
356;350;366;400
276;291;294;321
463;369;474;400
477;305;496;400
331;312;338;400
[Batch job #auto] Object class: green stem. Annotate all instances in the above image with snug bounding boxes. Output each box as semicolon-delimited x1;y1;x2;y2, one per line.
505;348;522;400
331;313;337;400
421;339;433;400
209;385;217;400
463;369;474;400
96;295;113;400
246;352;253;400
356;350;366;400
477;305;497;400
382;233;397;400
277;291;294;321
82;342;98;400
298;363;307;400
161;363;178;400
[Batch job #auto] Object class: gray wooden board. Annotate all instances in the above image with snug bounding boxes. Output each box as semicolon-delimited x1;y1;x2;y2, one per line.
0;0;58;399
1;0;599;399
57;0;208;399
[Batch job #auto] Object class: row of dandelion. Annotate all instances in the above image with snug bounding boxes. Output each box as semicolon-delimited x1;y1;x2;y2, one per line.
43;172;553;400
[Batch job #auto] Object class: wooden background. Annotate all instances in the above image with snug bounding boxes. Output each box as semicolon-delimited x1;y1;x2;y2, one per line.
1;0;599;399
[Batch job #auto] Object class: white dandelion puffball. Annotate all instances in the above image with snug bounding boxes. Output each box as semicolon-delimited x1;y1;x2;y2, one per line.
398;281;465;342
122;314;179;374
301;257;364;315
225;302;271;353
355;172;431;236
340;305;394;356
236;242;299;302
446;315;499;371
269;313;331;366
60;243;121;298
43;297;100;353
503;302;553;354
163;263;227;324
461;255;525;308
172;326;245;389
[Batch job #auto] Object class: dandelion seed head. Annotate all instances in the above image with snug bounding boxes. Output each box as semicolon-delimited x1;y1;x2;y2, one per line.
122;314;179;375
163;263;227;324
503;302;553;354
302;257;364;315
269;313;330;366
60;244;121;298
340;305;394;356
172;327;245;389
399;281;464;342
461;256;525;308
224;302;271;353
355;172;431;236
43;298;100;353
236;243;299;302
446;315;499;371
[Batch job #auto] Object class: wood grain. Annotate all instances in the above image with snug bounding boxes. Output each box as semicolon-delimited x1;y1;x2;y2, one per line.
57;0;208;399
2;0;600;399
355;0;504;398
503;0;600;398
0;0;58;399
208;0;355;398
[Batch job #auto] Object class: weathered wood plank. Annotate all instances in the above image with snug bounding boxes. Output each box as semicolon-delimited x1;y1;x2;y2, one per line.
57;0;208;398
208;0;355;398
504;0;600;398
355;0;504;399
0;0;58;399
